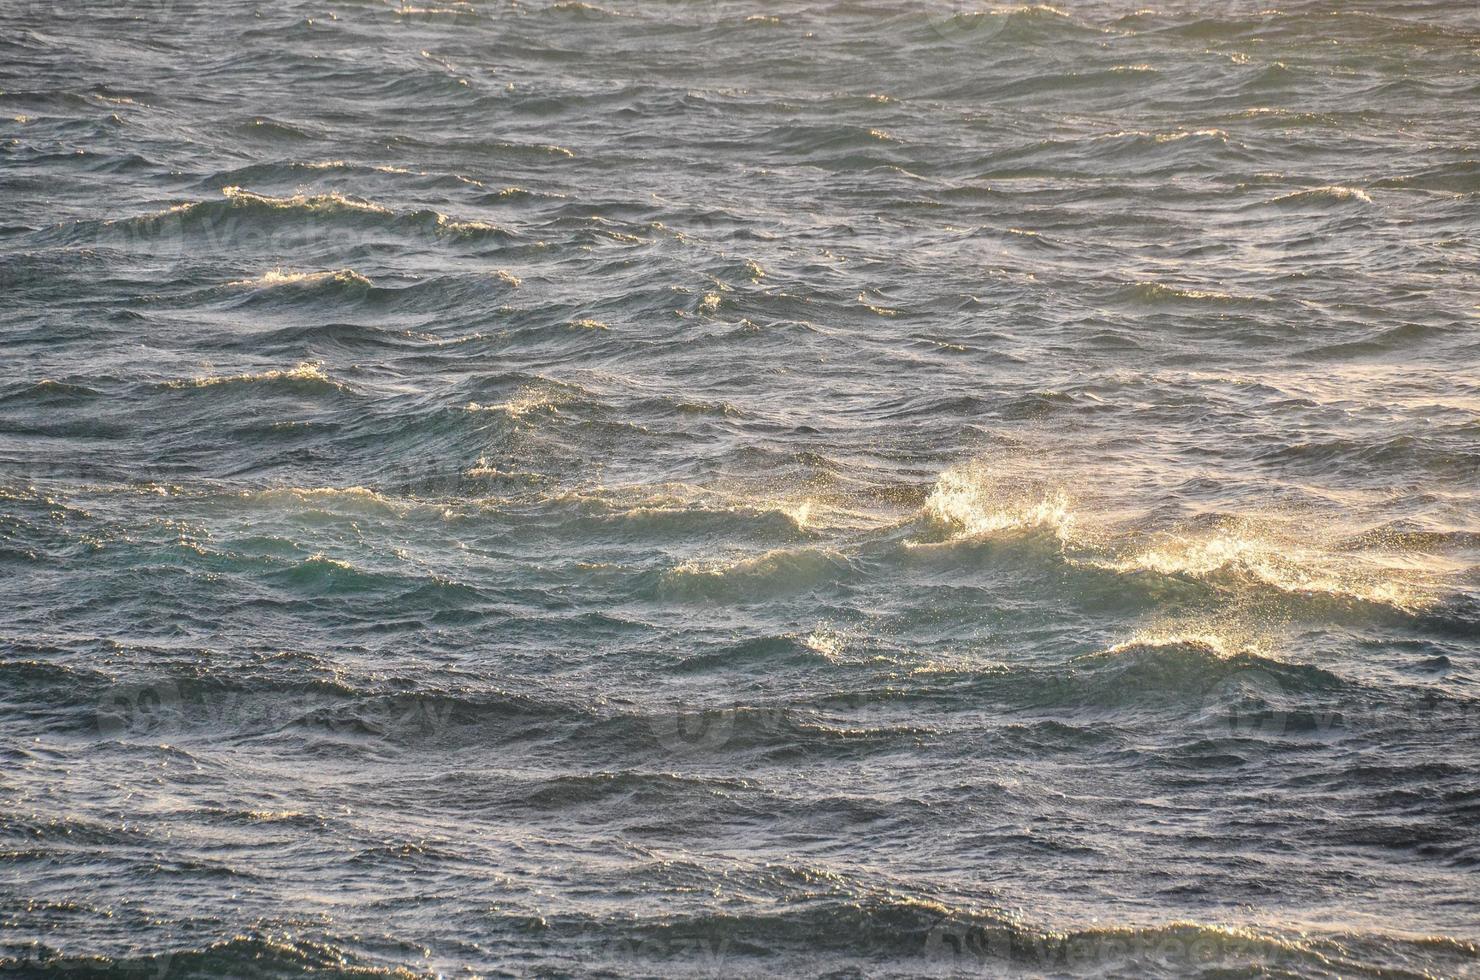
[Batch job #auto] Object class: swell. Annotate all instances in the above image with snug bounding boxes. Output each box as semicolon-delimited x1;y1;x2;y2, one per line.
209;269;521;317
23;909;1468;979
536;898;1476;977
804;639;1352;718
8;656;581;746
35;186;510;254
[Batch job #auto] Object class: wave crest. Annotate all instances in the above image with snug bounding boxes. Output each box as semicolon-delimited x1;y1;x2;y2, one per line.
1095;520;1440;610
164;360;342;391
916;459;1075;542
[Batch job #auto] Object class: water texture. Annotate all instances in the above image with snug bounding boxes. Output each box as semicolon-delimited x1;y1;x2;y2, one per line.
2;0;1479;976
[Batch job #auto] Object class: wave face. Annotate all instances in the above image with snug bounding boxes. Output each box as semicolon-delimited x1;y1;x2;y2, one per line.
2;0;1478;976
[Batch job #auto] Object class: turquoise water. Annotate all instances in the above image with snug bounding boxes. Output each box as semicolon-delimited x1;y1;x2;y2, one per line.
2;1;1478;976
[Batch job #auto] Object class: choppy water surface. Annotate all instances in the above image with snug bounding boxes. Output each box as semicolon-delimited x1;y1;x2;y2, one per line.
3;0;1479;975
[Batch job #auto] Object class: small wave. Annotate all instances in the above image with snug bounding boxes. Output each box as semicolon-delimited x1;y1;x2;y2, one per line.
1269;185;1374;206
302;159;414;175
0;378;106;406
553;486;825;535
1118;280;1247;304
391;2;478;19
1372;160;1480;194
1089;127;1229;145
915;4;1089;44
536;897;1469;976
223;185;499;236
87;185;507;251
658;547;852;600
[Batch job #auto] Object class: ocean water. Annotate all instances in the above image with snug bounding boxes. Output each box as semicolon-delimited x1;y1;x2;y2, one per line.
2;0;1479;976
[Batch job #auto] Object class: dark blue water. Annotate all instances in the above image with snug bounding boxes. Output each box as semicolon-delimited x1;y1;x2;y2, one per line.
2;0;1478;976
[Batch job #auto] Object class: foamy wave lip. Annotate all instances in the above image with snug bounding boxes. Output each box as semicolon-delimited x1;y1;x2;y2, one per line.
801;624;847;660
1126;281;1240;303
910;457;1447;613
302;159;416;175
242;485;406;515
167;360;342;390
621;494;819;532
221;184;392;214
1097;526;1437;610
1094;127;1229;144
1104;628;1259;659
391;1;478;18
228;268;371;289
1270;185;1373;205
661;546;850;598
542;480;852;535
433;213;501;235
466;387;566;419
